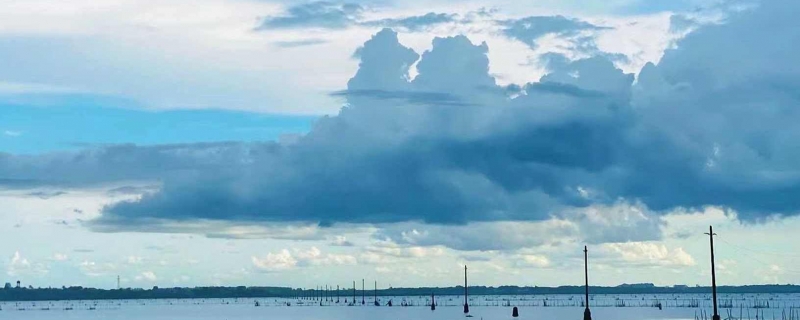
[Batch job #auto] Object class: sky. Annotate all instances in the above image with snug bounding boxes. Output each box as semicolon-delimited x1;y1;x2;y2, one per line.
2;0;800;290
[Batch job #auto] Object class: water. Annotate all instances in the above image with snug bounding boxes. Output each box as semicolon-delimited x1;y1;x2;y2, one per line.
2;294;798;320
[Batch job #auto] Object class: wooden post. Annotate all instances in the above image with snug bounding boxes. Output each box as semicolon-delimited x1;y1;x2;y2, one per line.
584;246;592;320
706;226;720;320
463;265;470;314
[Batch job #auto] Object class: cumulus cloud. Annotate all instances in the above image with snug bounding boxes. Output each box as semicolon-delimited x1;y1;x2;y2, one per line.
376;201;662;251
7;251;48;277
52;253;69;262
601;242;696;267
330;235;355;247
511;254;552;268
79;260;116;277
252;247;356;272
252;249;297;272
126;256;144;265
357;242;445;265
135;271;158;282
1;0;799;244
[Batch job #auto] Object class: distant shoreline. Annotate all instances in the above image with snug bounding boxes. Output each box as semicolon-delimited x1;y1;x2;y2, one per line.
1;284;798;302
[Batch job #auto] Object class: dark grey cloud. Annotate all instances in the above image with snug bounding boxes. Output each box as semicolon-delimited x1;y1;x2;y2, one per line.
26;190;67;199
2;1;800;241
0;141;263;187
106;185;159;196
257;1;364;30
500;15;608;49
330;89;470;106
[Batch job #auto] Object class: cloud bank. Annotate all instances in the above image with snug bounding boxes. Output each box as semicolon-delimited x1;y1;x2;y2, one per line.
1;1;799;236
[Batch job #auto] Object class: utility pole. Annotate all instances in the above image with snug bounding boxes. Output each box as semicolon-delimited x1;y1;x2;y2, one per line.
583;246;592;320
706;226;720;320
362;279;365;305
463;265;469;314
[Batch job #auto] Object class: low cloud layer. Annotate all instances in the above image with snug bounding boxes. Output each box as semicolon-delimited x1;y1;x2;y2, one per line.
2;1;799;237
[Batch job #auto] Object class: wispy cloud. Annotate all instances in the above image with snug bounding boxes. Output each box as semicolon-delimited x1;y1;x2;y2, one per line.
3;130;22;137
362;12;458;31
256;2;364;30
272;39;328;48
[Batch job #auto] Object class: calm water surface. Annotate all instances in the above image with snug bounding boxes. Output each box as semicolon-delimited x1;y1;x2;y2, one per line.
2;294;797;320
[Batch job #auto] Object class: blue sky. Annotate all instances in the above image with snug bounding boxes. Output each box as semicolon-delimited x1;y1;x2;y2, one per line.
0;97;315;154
2;0;800;289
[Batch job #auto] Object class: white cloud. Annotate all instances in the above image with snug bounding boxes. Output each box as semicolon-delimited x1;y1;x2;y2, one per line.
0;0;686;115
251;249;298;272
330;235;355;247
252;247;358;271
377;201;662;251
52;253;69;261
7;251;48;277
513;254;552;268
294;247;322;261
294;247;357;267
3;130;22;137
79;260;117;277
366;243;445;259
126;255;144;265
601;242;696;267
358;252;393;265
7;251;29;276
753;264;785;284
135;271;157;282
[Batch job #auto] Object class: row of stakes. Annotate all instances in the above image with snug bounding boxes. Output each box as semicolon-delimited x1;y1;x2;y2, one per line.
290;226;725;320
1;226;724;320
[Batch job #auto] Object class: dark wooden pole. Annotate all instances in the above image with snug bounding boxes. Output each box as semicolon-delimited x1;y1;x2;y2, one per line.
463;265;470;314
583;246;592;320
706;226;720;320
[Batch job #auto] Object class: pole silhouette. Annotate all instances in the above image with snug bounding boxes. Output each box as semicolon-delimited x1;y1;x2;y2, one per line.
583;246;592;320
374;281;380;306
431;292;436;311
463;265;470;314
352;281;356;305
362;279;365;305
706;226;720;320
